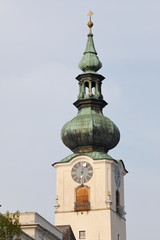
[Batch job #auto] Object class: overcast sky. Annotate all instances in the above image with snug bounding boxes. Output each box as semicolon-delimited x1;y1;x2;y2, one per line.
0;1;160;240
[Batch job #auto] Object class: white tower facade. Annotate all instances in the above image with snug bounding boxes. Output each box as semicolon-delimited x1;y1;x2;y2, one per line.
54;154;127;240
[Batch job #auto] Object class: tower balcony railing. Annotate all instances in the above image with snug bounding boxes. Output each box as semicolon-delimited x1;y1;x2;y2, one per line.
74;202;90;211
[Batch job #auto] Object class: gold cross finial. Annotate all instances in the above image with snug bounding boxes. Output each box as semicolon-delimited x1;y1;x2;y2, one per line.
87;11;94;33
88;11;93;19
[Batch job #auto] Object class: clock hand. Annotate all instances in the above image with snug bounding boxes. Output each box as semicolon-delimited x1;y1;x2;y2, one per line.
81;166;84;175
83;162;87;167
80;166;84;185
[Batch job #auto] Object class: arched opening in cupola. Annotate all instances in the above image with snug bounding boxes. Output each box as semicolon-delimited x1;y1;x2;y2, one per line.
84;82;89;95
84;81;96;96
91;81;95;95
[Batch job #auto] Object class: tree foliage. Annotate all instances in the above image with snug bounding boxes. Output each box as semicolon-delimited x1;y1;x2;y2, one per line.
0;211;21;240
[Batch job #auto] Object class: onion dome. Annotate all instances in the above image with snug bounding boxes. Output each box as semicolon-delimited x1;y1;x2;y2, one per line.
61;107;120;153
78;33;102;73
61;12;120;154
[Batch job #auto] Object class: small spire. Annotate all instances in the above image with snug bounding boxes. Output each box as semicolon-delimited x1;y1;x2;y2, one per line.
87;11;94;34
78;11;102;73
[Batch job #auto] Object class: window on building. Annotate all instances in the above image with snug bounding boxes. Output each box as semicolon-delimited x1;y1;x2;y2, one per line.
116;191;124;216
75;186;90;211
116;190;120;207
79;230;86;239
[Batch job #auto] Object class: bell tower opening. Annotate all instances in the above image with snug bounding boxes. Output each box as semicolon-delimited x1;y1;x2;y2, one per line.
84;82;89;96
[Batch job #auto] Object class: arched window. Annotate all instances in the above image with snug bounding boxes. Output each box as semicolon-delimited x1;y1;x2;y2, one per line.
116;190;120;214
116;190;125;217
75;186;90;211
84;81;96;96
116;190;120;207
91;81;96;95
84;82;89;95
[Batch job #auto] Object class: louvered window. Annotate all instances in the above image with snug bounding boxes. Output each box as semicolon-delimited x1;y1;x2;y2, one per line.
75;186;90;211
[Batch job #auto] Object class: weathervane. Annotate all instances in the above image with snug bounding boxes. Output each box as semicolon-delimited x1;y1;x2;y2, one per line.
87;11;94;33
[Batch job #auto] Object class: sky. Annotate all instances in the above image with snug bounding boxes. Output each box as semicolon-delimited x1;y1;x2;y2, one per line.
0;0;160;239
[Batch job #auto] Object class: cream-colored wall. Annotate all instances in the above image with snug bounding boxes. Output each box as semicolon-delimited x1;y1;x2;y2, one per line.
54;156;127;240
55;156;111;211
14;232;34;240
55;210;111;240
110;211;126;240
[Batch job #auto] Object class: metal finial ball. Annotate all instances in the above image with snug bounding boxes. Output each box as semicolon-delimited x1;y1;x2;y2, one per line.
87;21;93;29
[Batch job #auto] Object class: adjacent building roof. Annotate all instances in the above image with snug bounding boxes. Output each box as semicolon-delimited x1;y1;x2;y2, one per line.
56;225;76;240
19;212;63;240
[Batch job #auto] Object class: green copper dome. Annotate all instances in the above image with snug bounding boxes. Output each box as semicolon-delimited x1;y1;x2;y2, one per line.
61;107;120;153
61;15;120;154
78;33;102;73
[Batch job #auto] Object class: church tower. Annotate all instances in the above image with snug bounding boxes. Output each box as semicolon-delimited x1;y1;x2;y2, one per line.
53;12;127;240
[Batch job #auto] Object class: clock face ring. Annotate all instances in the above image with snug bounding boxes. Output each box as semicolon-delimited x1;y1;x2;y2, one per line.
71;161;93;184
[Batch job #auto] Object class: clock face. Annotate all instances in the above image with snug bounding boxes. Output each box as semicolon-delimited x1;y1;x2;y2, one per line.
71;161;93;184
114;166;121;189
